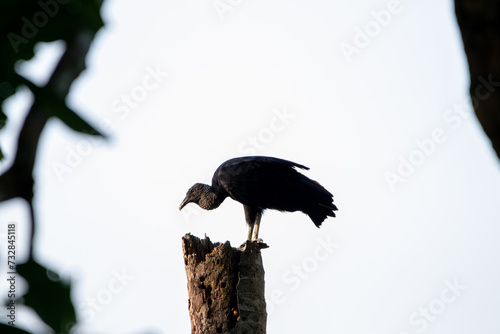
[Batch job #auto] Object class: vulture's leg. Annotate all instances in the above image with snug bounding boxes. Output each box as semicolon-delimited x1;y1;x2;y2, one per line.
251;212;263;242
244;205;255;241
247;222;254;241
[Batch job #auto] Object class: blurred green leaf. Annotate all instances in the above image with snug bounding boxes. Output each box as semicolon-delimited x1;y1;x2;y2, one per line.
52;101;105;137
0;324;31;334
18;75;105;138
17;259;76;334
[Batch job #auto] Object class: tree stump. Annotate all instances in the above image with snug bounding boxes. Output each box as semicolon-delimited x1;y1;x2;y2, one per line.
182;234;268;334
455;0;500;159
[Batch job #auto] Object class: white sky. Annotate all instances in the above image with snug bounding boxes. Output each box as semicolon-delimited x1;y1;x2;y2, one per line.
2;0;500;333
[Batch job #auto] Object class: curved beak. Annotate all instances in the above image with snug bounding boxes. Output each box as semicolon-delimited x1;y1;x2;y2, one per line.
179;196;190;210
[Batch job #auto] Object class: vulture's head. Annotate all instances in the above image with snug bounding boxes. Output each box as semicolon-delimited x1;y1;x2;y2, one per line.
179;183;214;210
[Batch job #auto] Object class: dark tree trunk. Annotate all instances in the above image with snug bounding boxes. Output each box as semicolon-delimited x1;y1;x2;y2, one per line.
455;0;500;159
182;234;267;334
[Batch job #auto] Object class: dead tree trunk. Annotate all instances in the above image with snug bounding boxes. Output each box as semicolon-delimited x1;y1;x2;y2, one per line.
182;234;267;334
455;0;500;159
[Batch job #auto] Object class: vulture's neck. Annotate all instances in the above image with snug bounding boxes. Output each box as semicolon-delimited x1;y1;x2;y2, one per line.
199;184;224;210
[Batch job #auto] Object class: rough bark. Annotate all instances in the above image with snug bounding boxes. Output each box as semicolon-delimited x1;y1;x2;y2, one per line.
455;0;500;159
182;234;267;334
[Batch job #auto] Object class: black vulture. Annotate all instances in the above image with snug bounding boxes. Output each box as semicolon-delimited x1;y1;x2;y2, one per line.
179;156;337;241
